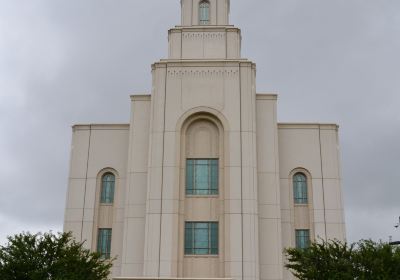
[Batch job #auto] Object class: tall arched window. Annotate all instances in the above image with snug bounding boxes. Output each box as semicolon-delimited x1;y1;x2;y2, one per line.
199;1;210;25
293;173;308;204
101;173;115;204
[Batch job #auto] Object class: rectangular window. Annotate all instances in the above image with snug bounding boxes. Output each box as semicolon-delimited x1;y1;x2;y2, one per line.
186;159;218;195
295;229;310;249
185;222;218;255
97;229;112;259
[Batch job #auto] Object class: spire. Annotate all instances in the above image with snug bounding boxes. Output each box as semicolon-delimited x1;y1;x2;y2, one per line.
180;0;230;26
169;0;239;60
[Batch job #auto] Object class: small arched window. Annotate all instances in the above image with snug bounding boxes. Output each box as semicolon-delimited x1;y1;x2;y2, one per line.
199;1;210;25
101;173;115;204
293;173;308;204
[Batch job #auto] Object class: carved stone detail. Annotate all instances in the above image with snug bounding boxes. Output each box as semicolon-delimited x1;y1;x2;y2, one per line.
182;32;225;40
167;69;238;78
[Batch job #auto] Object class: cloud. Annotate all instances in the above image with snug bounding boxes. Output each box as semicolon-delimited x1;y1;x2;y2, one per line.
0;0;399;245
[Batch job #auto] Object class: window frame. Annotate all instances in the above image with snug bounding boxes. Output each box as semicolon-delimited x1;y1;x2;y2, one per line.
185;158;219;196
293;172;308;204
185;222;218;256
199;0;211;25
295;229;310;249
97;228;112;259
100;172;115;204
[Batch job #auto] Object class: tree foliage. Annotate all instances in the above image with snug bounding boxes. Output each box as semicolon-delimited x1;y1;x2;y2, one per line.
285;239;400;280
0;232;113;280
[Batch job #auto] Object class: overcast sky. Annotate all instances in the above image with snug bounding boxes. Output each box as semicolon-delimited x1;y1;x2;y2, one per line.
0;0;399;245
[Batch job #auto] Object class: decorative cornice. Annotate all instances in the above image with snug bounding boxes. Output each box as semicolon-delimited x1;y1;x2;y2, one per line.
182;32;225;40
167;68;238;78
171;25;237;31
153;60;254;70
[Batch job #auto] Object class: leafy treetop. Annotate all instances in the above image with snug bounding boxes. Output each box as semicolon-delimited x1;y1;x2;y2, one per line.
0;231;113;280
285;239;400;280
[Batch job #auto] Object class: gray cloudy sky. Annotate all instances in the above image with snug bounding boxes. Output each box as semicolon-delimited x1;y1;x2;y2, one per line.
0;0;399;244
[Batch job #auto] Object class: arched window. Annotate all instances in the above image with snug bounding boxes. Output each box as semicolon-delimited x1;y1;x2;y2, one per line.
101;173;115;204
293;173;308;204
199;1;210;25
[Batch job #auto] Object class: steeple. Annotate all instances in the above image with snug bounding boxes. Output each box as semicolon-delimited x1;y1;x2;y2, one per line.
180;0;230;26
169;0;239;60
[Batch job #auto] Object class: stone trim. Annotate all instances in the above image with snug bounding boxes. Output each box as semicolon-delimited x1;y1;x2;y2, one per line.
72;124;129;132
278;123;339;130
130;94;151;101
114;278;233;280
256;94;278;100
167;68;238;78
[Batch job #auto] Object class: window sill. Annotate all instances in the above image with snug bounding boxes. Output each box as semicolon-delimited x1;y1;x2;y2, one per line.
294;203;309;206
184;255;219;258
186;195;219;198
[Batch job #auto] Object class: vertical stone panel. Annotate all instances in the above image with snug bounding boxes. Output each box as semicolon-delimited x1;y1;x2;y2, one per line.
121;97;151;277
240;63;259;280
256;96;283;280
143;64;168;277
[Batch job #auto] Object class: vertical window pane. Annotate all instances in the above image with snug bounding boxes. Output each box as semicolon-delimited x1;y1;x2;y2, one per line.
101;173;115;203
295;229;310;249
210;160;218;194
210;222;218;254
184;222;218;255
185;223;193;254
97;229;112;259
186;159;218;195
195;229;209;248
293;173;308;204
195;161;209;194
186;161;194;195
199;1;210;25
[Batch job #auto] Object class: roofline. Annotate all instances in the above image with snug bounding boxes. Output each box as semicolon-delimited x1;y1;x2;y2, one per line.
256;93;278;100
130;94;151;101
278;123;339;130
72;124;129;132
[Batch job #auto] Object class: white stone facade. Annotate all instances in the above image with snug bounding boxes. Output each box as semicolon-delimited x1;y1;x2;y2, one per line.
64;1;346;280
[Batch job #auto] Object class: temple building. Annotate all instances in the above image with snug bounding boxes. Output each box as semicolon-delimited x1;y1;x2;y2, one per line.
64;1;346;279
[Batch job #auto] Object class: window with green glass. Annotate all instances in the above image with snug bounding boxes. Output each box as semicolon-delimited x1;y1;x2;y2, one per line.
185;222;218;255
293;173;308;204
97;228;112;259
295;229;310;249
186;159;218;195
101;173;115;204
199;1;210;25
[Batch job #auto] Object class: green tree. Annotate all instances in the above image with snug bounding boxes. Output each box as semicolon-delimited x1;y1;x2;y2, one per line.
285;239;400;280
354;240;400;279
0;232;113;280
